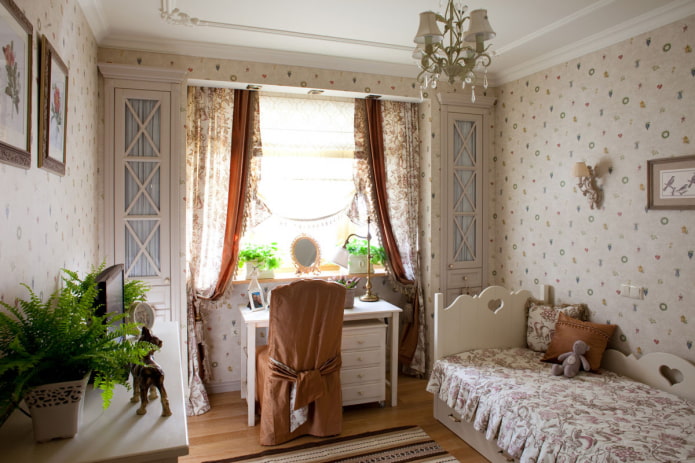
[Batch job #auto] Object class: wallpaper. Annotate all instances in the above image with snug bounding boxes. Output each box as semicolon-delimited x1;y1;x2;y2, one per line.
491;15;695;363
0;0;99;304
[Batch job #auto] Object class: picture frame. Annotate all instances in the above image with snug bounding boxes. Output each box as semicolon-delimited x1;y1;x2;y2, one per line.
647;155;695;210
0;0;32;169
248;288;266;312
38;34;68;175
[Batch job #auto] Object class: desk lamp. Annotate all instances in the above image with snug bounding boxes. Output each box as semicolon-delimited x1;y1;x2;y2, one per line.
331;216;379;302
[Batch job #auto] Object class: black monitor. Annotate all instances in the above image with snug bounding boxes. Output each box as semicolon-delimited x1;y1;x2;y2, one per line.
94;264;125;321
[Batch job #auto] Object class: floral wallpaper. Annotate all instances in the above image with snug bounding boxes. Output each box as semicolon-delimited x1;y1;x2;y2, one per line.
491;15;695;363
0;0;99;304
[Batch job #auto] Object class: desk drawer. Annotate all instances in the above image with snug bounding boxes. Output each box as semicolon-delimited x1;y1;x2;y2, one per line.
342;349;382;368
342;322;386;351
342;381;384;405
341;365;383;385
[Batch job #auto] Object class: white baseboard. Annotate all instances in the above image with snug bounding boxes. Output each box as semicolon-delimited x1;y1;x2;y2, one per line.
205;380;240;394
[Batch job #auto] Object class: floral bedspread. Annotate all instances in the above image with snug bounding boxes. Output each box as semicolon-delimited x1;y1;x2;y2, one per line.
426;348;695;463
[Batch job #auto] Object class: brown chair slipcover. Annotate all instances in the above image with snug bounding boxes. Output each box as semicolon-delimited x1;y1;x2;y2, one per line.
256;279;346;445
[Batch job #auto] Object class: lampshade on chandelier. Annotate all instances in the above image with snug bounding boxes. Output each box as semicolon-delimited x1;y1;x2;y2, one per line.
413;1;495;101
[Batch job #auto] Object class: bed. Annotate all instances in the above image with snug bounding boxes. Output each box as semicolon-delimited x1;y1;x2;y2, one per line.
426;286;695;463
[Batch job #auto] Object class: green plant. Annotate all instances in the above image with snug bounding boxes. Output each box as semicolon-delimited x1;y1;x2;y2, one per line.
237;242;281;270
0;270;156;425
62;261;150;309
345;238;386;265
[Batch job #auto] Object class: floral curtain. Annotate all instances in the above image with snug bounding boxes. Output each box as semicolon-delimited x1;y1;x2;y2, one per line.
185;88;261;415
355;99;425;375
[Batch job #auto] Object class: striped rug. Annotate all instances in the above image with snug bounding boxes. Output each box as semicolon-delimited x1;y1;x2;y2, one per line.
204;425;459;463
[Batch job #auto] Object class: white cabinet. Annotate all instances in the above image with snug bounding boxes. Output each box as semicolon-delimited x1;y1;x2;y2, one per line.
99;64;186;324
341;320;386;406
439;94;495;305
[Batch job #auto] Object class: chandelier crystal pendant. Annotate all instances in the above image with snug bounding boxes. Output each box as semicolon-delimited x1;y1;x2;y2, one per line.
413;1;495;101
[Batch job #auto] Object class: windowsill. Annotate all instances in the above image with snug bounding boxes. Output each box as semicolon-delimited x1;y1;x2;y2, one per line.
232;267;386;285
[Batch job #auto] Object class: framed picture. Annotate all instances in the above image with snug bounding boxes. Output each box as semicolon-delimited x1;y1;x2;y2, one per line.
647;155;695;210
248;288;266;312
38;35;68;175
0;0;32;169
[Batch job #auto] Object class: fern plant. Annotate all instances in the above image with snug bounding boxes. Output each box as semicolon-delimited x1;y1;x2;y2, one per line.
0;270;156;426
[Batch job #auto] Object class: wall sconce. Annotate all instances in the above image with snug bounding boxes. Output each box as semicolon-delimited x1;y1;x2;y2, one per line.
572;162;601;209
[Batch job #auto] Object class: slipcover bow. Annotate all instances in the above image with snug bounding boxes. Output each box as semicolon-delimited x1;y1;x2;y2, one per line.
269;355;342;410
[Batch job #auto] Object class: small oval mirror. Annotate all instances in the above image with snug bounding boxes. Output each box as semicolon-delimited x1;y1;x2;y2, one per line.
291;235;321;275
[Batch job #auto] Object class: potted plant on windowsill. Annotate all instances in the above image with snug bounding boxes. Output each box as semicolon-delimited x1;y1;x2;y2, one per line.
237;242;281;279
0;269;156;442
345;238;386;275
333;277;361;309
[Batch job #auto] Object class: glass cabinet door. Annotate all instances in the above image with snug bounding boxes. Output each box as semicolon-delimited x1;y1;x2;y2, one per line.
114;89;170;286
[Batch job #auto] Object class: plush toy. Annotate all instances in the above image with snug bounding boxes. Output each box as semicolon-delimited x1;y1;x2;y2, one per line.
551;339;591;378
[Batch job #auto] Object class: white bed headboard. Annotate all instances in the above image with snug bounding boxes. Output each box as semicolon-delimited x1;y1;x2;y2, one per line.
433;286;533;360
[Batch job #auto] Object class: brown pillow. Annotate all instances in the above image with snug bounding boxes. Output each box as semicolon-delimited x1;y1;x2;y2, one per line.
542;312;616;371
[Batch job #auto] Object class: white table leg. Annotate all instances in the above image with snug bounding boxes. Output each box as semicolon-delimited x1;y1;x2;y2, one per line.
246;322;257;426
390;312;399;406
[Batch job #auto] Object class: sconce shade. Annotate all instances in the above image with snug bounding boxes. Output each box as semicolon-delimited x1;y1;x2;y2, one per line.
412;43;425;60
573;162;590;178
464;9;496;42
414;11;444;44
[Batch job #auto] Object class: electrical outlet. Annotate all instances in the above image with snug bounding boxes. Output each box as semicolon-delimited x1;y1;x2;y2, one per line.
630;285;644;300
620;284;631;297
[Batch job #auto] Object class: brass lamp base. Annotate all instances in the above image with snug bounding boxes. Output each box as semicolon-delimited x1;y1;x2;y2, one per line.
360;292;379;302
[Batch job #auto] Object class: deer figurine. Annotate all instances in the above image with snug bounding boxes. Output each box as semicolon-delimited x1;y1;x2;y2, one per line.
130;326;172;417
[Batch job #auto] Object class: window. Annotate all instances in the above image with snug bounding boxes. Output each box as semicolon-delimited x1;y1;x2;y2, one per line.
240;94;371;273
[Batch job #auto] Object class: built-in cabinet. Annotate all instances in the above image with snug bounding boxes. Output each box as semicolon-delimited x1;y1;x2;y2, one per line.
99;64;186;324
439;94;495;305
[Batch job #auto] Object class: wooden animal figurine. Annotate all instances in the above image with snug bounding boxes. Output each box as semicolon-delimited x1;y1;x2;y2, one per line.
131;326;172;417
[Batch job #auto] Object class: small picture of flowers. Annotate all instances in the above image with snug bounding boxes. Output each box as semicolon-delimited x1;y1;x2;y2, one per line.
0;0;32;169
38;35;68;175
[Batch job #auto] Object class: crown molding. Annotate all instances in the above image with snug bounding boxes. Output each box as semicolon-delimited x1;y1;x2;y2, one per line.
99;35;421;80
491;0;695;86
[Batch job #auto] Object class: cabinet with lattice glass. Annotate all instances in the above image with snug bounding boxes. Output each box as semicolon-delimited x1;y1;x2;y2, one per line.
438;94;494;305
99;64;186;324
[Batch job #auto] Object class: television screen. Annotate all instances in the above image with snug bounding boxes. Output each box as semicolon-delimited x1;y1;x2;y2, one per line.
95;264;125;324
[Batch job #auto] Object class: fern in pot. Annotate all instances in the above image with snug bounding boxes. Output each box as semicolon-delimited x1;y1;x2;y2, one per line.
0;269;155;442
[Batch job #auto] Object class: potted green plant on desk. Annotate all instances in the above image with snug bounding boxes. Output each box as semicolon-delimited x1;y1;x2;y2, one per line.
237;242;281;279
333;277;361;309
345;238;385;274
0;269;155;442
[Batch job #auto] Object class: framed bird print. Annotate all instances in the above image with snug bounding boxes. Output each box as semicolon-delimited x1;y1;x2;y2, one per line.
647;155;695;210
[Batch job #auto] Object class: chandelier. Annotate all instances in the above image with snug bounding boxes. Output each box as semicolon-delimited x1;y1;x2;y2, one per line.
413;1;495;101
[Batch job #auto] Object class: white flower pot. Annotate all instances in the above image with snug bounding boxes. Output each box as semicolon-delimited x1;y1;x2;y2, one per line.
244;261;275;280
24;374;90;442
347;255;371;274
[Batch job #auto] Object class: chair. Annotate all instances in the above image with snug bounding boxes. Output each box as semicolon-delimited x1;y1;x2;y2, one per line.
255;279;346;445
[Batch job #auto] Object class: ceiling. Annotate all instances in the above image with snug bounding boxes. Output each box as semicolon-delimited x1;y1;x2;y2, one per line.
78;0;695;87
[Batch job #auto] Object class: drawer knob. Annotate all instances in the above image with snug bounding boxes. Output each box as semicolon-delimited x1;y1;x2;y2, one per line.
462;276;468;281
358;391;363;396
357;357;362;362
357;374;364;378
357;340;364;345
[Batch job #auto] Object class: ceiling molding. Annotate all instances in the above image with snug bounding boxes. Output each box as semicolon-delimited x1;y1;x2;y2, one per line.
77;0;108;41
99;35;421;80
492;0;695;86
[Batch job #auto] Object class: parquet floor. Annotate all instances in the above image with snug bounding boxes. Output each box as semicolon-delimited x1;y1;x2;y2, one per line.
182;374;488;463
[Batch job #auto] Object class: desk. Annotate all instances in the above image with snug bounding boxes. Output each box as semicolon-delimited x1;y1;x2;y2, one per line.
0;321;188;463
239;298;402;426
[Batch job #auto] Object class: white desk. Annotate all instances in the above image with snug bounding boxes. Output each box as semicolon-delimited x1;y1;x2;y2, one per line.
239;298;402;426
0;321;189;463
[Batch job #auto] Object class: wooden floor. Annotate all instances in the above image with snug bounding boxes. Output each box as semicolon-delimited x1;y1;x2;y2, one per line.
182;374;488;463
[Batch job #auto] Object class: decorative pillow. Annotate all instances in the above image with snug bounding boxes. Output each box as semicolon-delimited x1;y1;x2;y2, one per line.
526;301;587;352
542;312;617;371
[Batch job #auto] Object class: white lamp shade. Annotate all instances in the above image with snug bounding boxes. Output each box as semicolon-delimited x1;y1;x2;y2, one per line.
331;246;349;268
464;9;495;42
572;162;590;178
414;11;444;44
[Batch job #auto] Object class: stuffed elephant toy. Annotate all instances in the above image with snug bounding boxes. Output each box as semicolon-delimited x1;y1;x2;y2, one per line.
551;339;591;378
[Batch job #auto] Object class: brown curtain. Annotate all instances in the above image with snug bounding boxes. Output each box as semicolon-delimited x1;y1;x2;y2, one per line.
362;98;425;373
211;90;258;299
